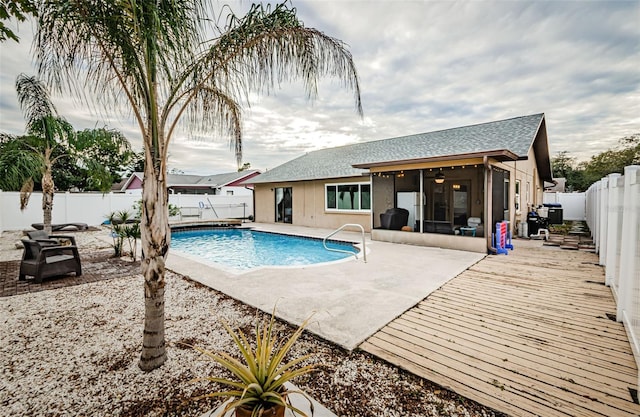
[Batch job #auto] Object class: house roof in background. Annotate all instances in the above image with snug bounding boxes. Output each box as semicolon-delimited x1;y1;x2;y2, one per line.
115;170;260;191
250;113;551;184
166;170;260;188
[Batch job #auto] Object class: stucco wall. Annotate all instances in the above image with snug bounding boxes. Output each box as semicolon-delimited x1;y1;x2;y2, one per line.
500;147;546;230
254;178;372;231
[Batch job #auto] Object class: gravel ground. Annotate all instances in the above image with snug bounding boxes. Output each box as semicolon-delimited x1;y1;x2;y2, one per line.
0;229;502;417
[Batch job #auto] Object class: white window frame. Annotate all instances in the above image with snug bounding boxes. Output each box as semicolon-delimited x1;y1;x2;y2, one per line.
325;182;371;212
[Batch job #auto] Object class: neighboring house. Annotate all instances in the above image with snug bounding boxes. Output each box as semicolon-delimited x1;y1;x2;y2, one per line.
113;170;261;195
246;113;552;253
545;177;566;192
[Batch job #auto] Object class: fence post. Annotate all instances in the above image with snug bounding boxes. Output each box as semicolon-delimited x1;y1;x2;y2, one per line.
598;177;609;266
588;182;597;253
617;166;640;322
595;180;602;253
604;174;622;288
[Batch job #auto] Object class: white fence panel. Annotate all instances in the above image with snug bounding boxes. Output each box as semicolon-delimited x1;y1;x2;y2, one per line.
557;193;586;221
605;174;623;289
0;191;254;232
586;165;640;390
543;192;586;221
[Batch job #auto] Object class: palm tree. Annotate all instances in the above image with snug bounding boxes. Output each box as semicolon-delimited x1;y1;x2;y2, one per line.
34;0;362;371
7;74;75;234
1;75;135;232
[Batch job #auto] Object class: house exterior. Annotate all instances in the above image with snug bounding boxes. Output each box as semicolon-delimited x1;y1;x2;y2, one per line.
113;170;261;196
247;114;552;253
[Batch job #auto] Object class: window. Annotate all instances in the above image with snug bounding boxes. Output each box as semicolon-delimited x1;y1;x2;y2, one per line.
226;190;234;196
515;180;521;213
325;183;371;211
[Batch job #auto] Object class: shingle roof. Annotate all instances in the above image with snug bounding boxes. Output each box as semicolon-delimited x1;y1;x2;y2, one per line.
250;114;546;184
179;170;259;187
134;170;260;187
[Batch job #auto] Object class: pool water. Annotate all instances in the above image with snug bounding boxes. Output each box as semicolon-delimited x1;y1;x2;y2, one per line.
170;229;358;271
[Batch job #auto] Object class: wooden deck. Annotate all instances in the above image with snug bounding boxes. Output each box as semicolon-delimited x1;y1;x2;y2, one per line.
360;243;640;417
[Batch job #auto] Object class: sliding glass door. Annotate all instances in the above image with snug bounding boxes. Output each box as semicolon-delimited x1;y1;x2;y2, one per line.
275;187;292;223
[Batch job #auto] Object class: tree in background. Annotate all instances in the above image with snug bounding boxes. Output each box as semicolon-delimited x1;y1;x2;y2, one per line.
0;0;36;42
72;127;136;190
5;74;75;234
550;151;586;192
551;133;639;191
33;0;362;371
1;127;135;192
579;134;639;187
0;75;136;234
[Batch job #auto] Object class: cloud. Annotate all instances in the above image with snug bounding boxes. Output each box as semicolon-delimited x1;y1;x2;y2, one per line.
0;1;638;175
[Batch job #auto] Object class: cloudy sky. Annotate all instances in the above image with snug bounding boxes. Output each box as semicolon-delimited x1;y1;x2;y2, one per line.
1;1;638;175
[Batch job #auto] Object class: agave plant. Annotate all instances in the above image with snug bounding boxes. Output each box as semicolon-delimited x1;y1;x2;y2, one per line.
192;311;316;417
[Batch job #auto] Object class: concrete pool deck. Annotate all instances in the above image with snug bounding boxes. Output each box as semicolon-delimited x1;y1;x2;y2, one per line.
167;223;486;350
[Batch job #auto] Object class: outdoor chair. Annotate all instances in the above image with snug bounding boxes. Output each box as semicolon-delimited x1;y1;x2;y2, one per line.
19;239;82;283
380;208;409;230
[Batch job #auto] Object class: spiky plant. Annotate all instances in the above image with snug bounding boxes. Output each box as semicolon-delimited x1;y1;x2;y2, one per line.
192;312;316;417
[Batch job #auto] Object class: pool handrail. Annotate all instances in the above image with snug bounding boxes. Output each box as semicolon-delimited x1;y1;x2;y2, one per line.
323;223;366;263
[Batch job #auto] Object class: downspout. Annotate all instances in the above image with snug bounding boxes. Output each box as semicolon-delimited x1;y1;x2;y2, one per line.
484;156;497;254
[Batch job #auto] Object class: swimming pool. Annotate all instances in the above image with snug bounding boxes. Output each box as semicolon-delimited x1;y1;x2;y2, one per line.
170;229;358;271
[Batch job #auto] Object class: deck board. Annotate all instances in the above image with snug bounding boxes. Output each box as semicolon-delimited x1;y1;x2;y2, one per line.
360;244;640;417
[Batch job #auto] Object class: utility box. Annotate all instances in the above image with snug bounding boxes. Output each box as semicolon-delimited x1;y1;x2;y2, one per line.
547;207;563;225
543;203;563;225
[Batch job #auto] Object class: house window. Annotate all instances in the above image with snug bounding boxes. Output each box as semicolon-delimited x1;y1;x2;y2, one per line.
325;183;371;211
226;190;234;196
515;180;521;213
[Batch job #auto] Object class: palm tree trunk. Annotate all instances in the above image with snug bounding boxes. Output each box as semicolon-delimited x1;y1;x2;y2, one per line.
138;155;170;371
41;151;55;235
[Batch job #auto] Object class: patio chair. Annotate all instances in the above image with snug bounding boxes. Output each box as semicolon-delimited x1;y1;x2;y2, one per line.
380;208;409;230
19;239;82;283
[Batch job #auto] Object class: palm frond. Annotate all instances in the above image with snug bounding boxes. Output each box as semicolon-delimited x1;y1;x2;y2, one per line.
15;74;58;132
19;178;34;210
0;135;43;191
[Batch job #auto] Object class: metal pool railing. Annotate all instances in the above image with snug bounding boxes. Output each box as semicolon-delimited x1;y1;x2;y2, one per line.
323;223;367;263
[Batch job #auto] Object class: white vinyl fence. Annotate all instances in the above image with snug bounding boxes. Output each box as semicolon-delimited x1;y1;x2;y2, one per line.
543;192;586;221
586;165;640;388
0;190;253;233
